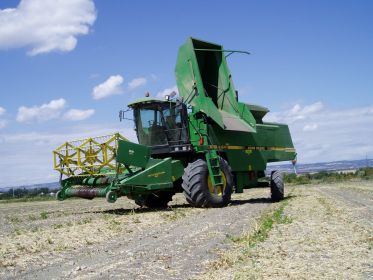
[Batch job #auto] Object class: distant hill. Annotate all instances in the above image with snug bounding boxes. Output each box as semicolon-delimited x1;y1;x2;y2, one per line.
267;158;373;174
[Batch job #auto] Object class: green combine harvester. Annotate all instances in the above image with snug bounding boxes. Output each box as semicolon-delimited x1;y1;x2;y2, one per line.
53;38;296;208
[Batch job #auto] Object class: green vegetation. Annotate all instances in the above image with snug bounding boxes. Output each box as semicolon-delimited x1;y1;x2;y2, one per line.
6;215;21;224
284;167;373;185
0;196;55;204
206;198;293;275
107;218;122;231
28;214;37;221
40;211;48;220
227;200;292;248
77;217;93;225
316;196;334;216
52;224;63;229
161;208;187;221
0;187;56;203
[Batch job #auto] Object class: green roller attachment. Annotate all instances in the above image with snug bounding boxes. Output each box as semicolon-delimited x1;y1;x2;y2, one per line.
64;187;107;199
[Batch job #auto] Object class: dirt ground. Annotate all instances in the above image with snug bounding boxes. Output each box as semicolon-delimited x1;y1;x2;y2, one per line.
199;181;373;280
0;181;372;279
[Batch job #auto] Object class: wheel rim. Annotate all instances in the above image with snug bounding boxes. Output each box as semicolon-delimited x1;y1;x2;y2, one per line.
106;191;117;203
207;172;227;196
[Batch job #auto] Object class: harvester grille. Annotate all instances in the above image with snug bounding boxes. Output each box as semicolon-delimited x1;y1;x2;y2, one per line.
53;133;128;177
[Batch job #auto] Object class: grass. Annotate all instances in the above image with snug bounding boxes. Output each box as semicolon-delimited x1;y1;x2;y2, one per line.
52;224;63;229
6;215;21;223
28;214;37;221
132;216;141;223
204;199;293;276
107;218;121;231
85;239;94;245
0;196;55;204
31;226;39;233
54;244;68;252
316;196;334;215
40;211;48;220
160;208;187;221
227;200;292;248
367;237;373;251
77;217;93;225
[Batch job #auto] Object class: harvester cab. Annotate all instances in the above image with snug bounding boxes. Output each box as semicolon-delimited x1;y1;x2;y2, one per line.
53;37;296;208
128;97;192;156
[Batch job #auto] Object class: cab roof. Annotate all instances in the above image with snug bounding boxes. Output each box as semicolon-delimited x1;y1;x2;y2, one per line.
127;97;176;108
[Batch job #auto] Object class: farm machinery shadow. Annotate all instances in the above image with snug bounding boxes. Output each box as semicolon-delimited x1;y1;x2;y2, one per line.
90;194;297;216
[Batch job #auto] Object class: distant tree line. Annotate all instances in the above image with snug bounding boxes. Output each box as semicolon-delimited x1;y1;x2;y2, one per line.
0;187;52;200
284;167;373;185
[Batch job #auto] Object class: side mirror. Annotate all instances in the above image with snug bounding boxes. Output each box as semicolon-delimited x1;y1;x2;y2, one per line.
119;110;125;122
119;108;132;122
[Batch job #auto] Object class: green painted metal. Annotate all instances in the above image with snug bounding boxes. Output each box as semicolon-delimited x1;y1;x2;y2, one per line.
205;150;223;190
174;38;296;191
118;157;184;189
54;37;296;204
175;38;256;133
128;97;166;107
117;140;151;168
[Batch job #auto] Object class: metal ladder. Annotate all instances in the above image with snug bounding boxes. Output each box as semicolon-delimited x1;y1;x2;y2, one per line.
206;150;224;193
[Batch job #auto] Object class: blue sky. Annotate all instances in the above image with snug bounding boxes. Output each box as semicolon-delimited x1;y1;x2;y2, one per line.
0;0;372;186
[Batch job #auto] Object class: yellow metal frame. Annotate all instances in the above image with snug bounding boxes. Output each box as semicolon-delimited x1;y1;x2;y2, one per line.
53;133;128;177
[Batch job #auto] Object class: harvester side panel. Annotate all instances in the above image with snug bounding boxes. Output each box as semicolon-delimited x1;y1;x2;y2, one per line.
175;38;256;133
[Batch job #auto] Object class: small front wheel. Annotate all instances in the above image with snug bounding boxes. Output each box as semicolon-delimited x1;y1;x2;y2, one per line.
56;190;64;201
106;191;117;203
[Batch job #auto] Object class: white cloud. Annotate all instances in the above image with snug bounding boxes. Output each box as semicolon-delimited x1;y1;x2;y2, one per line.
303;123;318;131
63;109;95;121
301;102;323;115
266;101;324;124
0;120;7;129
0;107;5;116
128;77;147;91
0;107;7;129
157;86;179;98
92;75;124;100
0;0;96;55
17;98;66;122
0;124;138;186
264;102;373;163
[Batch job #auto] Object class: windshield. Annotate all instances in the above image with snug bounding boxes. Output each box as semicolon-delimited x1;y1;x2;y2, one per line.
134;103;188;147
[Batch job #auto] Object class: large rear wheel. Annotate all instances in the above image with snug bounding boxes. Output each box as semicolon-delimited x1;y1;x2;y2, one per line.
270;170;284;202
182;157;233;207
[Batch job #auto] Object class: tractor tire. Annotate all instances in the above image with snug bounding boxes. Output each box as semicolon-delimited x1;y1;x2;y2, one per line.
182;158;233;208
270;170;284;202
106;191;117;203
135;192;174;209
56;190;63;201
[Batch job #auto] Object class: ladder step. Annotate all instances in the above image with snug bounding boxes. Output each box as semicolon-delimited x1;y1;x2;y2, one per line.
206;151;224;187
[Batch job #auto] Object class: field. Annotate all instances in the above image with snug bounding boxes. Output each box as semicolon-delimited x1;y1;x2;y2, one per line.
0;180;372;279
